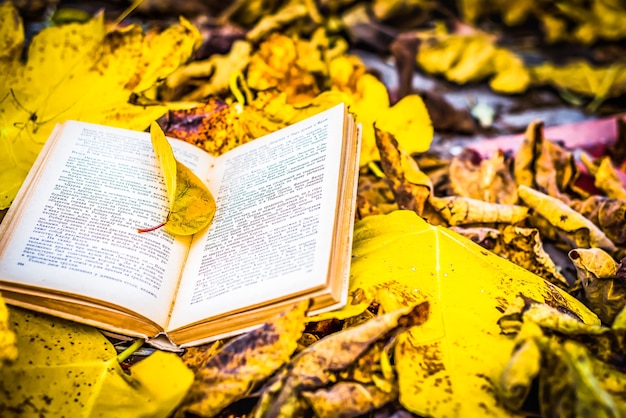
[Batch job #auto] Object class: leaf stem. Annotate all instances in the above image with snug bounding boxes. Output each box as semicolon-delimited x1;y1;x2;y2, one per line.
117;339;144;363
137;221;167;233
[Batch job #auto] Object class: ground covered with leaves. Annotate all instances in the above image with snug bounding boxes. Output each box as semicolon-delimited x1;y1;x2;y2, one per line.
2;0;626;417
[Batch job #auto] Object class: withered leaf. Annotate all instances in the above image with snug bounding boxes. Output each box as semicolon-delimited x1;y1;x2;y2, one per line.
302;382;397;418
513;120;578;199
429;195;529;226
374;125;431;215
569;248;626;325
449;148;517;204
518;185;617;252
570;196;626;246
176;301;308;418
261;302;429;418
164;40;252;101
498;300;626;417
594;157;626;201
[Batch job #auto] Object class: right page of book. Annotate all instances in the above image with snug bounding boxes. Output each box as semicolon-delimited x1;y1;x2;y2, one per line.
168;104;347;330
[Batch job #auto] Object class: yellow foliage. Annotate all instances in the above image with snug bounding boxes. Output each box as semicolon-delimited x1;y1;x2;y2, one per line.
416;33;531;94
0;307;193;417
347;210;598;417
247;33;323;103
151;121;178;205
457;0;626;44
375;94;433;154
0;3;200;209
594;157;626;201
532;60;626;106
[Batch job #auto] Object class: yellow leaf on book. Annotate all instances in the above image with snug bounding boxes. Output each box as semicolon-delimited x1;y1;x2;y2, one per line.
346;210;598;417
150;121;178;206
165;161;216;236
142;123;216;236
0;307;193;417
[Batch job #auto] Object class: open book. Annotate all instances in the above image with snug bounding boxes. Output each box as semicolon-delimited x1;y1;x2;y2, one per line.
0;103;360;349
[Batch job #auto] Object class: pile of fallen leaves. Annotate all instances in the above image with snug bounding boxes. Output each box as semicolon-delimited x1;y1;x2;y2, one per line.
2;0;626;417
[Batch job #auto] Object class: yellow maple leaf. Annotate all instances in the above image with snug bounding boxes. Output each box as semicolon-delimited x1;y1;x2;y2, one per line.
0;3;200;209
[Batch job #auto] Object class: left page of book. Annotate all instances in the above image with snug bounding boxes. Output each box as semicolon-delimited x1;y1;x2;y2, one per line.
0;121;213;327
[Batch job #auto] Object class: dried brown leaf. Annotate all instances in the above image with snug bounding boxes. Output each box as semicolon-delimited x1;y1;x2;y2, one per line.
449;149;517;204
176;301;307;417
429;195;528;226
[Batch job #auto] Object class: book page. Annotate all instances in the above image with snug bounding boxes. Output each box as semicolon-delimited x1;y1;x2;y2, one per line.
168;104;346;330
0;121;214;326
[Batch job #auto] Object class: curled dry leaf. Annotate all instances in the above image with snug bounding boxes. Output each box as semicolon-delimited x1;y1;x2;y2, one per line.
164;40;252;101
245;2;309;44
415;32;530;94
570;196;626;246
449;149;517;204
498;298;626;417
302;382;397;418
513;120;578;199
258;301;430;417
518;185;617;252
532;61;626;106
176;301;308;418
569;248;626;325
429;195;529;226
247;33;323;103
594;157;626;201
374;126;431;215
454;225;568;288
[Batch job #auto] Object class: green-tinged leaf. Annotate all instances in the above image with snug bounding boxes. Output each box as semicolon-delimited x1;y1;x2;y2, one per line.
176;301;308;418
150;121;177;205
164;161;216;235
0;307;193;417
347;210;598;418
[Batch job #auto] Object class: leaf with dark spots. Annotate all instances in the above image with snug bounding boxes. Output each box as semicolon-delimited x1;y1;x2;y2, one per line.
571;196;626;246
0;307;192;417
569;248;626;325
259;301;429;418
159;99;229;147
176;301;308;418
